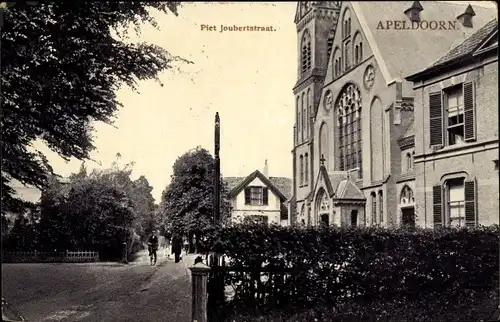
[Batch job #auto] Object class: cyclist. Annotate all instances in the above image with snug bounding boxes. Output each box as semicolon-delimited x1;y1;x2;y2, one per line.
147;231;159;265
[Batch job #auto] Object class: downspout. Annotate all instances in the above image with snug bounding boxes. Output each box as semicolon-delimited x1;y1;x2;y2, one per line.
421;85;427;228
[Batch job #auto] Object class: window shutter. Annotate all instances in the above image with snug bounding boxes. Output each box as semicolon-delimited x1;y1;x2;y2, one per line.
429;92;443;147
432;184;443;227
464;178;477;227
244;188;250;205
263;187;269;205
463;81;476;142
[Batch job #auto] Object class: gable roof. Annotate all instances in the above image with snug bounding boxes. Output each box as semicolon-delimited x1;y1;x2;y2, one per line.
432;18;497;66
312;166;365;200
350;1;497;83
407;18;498;81
335;179;365;200
225;171;292;200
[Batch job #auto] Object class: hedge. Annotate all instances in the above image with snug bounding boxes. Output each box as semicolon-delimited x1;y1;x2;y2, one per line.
200;224;500;321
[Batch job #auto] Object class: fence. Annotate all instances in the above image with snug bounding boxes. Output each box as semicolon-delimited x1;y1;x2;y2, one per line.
1;250;99;263
204;255;309;322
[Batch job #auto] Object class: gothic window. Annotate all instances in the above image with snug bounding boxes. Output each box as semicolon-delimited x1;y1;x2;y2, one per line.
344;41;351;70
332;47;340;77
304;153;309;184
400;185;415;205
327;37;334;59
301;30;312;74
301;93;306;141
378;190;384;223
316;189;330;225
371;192;376;225
307;89;312;138
296;96;300;143
342;9;351;38
406;152;413;172
353;32;363;64
299;155;304;185
319;123;329;170
337;84;362;177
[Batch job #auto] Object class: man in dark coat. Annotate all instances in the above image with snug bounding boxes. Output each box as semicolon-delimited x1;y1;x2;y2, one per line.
171;235;183;263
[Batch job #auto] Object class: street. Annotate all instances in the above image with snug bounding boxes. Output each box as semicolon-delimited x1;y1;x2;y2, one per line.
1;250;194;322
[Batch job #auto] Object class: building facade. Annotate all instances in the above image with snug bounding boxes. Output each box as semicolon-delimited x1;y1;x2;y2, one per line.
290;1;497;228
225;161;292;226
407;18;499;227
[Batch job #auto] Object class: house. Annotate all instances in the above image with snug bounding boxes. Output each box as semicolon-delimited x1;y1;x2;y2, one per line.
406;18;499;227
290;1;496;227
224;161;292;226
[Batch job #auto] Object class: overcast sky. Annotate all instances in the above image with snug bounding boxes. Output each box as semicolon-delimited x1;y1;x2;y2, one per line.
32;1;497;202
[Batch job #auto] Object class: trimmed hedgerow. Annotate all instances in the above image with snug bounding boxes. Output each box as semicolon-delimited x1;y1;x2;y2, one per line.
200;224;500;321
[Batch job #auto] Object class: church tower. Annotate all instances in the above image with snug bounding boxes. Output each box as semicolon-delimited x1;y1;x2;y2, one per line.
292;1;341;226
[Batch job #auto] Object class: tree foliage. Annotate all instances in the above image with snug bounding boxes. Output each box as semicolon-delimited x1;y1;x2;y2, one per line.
1;1;189;215
5;155;159;260
160;147;231;239
202;223;500;322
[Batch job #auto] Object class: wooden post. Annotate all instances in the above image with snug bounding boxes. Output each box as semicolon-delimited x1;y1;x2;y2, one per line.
122;242;128;264
189;262;211;322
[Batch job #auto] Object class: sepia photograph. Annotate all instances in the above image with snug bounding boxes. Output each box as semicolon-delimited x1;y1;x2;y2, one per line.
1;1;499;321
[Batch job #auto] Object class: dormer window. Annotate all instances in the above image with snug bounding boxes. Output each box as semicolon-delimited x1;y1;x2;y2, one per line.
404;1;424;22
457;4;476;28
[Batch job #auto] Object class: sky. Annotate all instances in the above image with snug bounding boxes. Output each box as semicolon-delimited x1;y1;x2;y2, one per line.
30;1;497;203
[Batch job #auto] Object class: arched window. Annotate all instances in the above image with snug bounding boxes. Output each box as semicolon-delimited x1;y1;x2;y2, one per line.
344;41;351;69
371;192;376;225
327;37;334;60
304;153;309;184
342;9;351;38
378;190;384;223
319;123;329;169
301;93;305;141
316;188;330;226
353;32;363;64
406;152;412;172
307;89;312;138
332;47;340;77
296;96;300;143
299;155;304;185
336;84;362;177
400;185;415;205
301;30;312;74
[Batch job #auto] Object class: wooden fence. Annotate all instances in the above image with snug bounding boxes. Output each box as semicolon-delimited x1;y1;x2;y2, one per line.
1;250;99;263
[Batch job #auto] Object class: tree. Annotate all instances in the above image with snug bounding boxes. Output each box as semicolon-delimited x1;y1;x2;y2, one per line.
1;2;191;215
89;154;157;241
38;173;137;259
159;147;231;250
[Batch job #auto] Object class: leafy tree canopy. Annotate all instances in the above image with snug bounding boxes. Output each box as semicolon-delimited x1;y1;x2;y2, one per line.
160;147;231;238
1;1;190;215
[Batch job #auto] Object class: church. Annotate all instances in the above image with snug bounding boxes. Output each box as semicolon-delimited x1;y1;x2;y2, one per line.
290;1;498;228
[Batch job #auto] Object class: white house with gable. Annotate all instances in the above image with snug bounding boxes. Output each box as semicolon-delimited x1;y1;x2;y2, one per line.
224;161;292;226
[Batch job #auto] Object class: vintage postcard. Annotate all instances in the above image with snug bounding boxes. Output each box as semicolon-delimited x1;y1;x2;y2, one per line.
1;1;498;321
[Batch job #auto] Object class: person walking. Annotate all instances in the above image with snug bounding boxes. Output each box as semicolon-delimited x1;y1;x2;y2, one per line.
147;231;159;265
171;235;182;263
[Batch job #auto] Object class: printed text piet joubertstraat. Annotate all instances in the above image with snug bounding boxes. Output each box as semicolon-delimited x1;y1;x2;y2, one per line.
201;24;276;32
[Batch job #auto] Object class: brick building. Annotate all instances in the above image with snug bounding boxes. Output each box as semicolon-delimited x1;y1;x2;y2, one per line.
406;18;499;227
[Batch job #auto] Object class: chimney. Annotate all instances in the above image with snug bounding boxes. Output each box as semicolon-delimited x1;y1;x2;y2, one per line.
404;1;423;22
263;160;269;177
457;4;476;28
